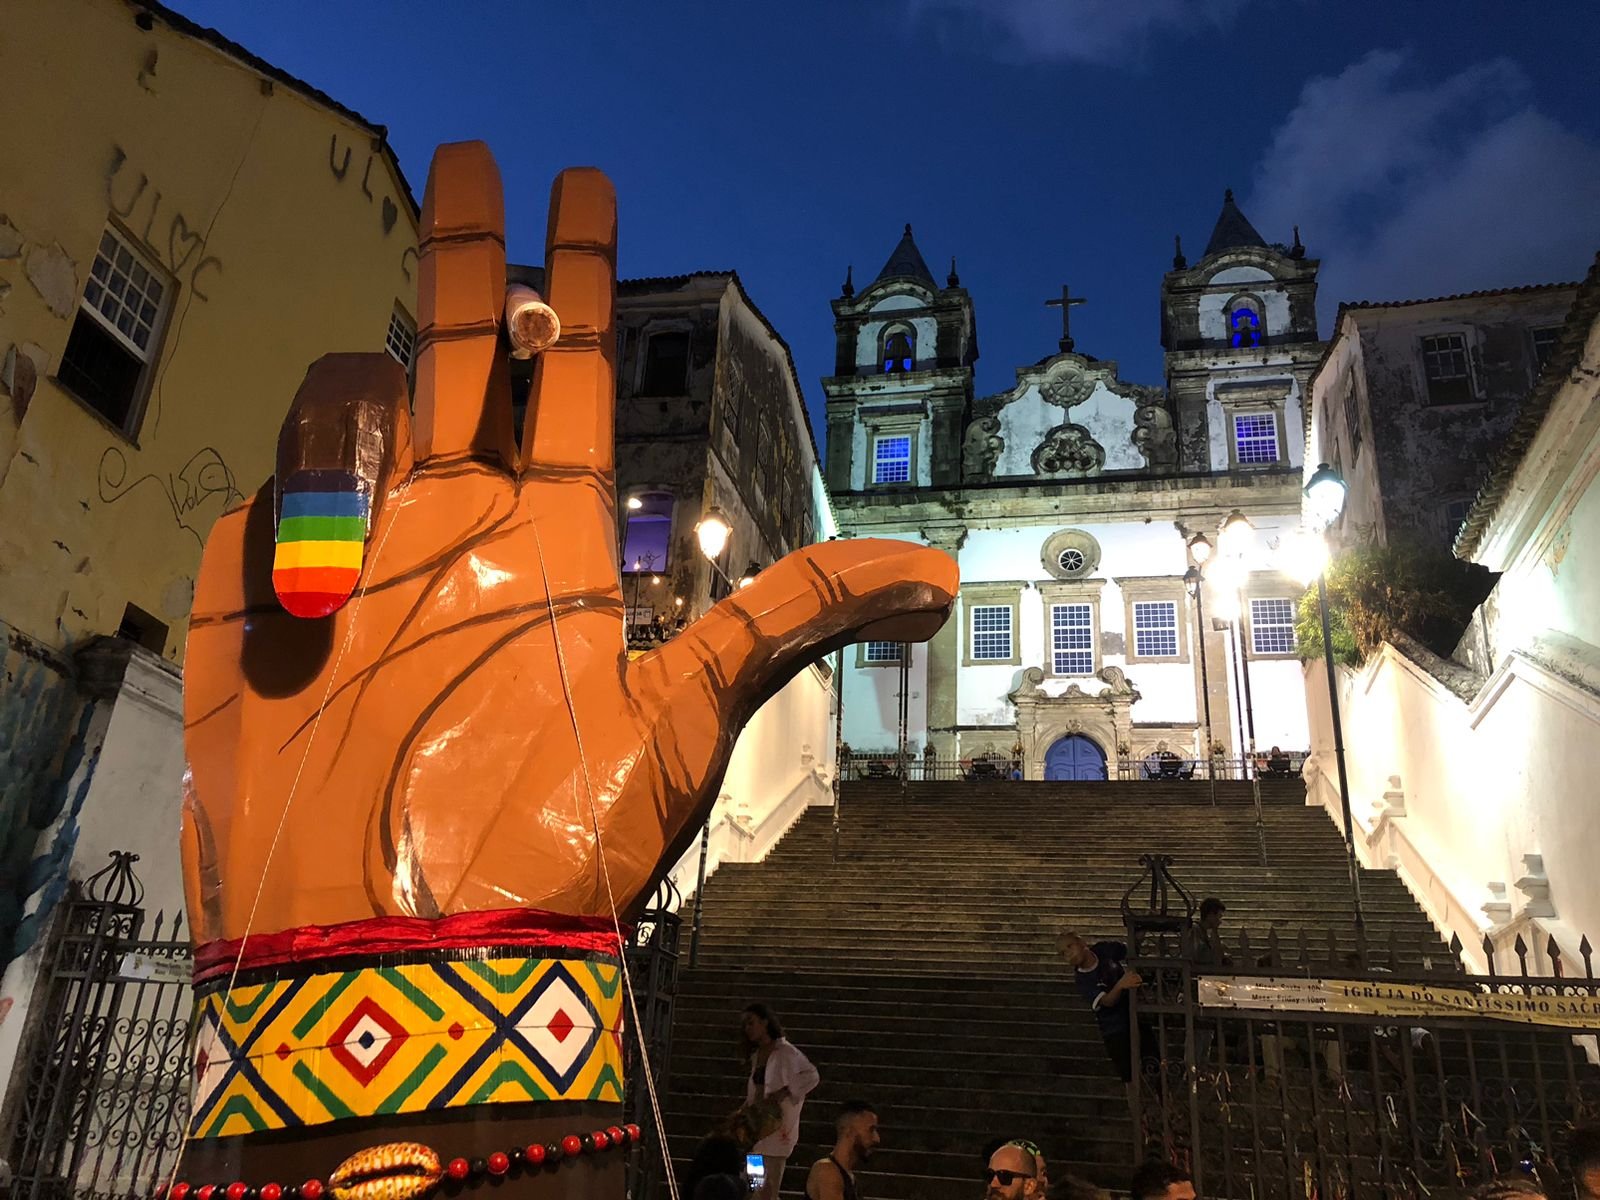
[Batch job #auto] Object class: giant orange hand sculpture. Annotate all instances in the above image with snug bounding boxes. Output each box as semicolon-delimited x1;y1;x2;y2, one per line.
174;143;956;1200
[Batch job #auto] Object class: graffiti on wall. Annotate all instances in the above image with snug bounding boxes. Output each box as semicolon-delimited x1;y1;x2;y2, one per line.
0;628;98;965
106;146;224;301
327;133;417;281
97;445;244;549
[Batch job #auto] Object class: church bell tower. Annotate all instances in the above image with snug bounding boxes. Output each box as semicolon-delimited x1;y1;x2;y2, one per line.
821;225;977;493
1161;191;1323;474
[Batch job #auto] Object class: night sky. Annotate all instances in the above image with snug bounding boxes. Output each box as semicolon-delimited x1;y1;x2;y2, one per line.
178;0;1600;444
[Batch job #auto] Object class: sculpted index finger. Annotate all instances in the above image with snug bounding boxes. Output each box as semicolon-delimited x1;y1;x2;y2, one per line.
522;168;618;476
414;141;516;468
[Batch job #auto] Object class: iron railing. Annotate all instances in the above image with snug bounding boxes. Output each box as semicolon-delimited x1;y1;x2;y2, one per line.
839;750;1309;783
1127;916;1600;1199
6;852;192;1200
624;878;684;1200
1115;753;1307;782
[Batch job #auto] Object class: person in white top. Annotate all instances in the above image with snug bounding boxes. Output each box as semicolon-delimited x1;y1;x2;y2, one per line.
741;1003;821;1200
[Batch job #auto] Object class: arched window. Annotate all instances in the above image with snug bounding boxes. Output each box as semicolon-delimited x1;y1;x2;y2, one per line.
1227;297;1263;349
881;325;915;374
622;491;674;572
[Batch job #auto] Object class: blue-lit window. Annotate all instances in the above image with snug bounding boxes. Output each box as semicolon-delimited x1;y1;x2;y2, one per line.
863;641;901;663
873;435;912;484
1250;598;1296;655
971;605;1013;660
1133;601;1178;658
622;491;674;572
881;326;915;374
1233;413;1278;466
1051;604;1094;674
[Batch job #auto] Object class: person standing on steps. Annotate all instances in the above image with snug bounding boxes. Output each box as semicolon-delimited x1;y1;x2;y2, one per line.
806;1100;880;1200
739;1002;821;1200
1056;932;1147;1085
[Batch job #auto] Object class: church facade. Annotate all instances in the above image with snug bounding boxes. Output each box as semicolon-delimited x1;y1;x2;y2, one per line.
827;196;1324;780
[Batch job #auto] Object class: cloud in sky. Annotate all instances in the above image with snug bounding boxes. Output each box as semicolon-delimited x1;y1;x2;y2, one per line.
1248;50;1600;312
906;0;1253;62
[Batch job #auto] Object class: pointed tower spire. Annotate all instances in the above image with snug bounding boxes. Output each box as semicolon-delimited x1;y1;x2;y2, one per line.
1290;225;1306;260
873;223;937;287
1173;235;1187;270
841;264;854;298
1204;188;1267;258
947;256;960;288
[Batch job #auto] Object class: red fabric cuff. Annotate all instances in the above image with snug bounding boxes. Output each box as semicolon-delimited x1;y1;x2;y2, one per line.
193;907;626;985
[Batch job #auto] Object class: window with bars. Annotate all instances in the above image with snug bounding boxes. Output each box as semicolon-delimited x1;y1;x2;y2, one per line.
1532;326;1561;372
863;641;901;663
1233;413;1279;465
58;226;172;434
1051;603;1094;674
1421;333;1473;406
385;307;416;370
970;604;1013;661
1441;497;1475;538
1343;379;1362;462
873;435;912;484
1250;598;1296;655
1132;600;1178;658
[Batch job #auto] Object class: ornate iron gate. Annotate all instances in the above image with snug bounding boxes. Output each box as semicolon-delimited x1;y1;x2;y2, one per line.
624;878;684;1200
7;852;193;1200
6;854;681;1200
1131;930;1600;1200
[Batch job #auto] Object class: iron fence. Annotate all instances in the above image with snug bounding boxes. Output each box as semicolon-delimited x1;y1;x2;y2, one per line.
1128;916;1600;1200
625;878;685;1200
839;750;1309;783
1115;753;1308;782
6;852;192;1200
5;854;682;1200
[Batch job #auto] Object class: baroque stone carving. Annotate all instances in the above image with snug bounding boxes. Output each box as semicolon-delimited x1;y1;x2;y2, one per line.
961;416;1004;480
1039;360;1096;410
1032;423;1104;476
1132;405;1179;469
1009;666;1046;700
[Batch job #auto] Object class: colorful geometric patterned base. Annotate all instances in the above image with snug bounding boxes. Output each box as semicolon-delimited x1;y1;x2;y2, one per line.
189;951;624;1138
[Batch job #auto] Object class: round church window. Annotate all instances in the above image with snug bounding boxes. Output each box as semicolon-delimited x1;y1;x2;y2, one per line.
1041;529;1101;581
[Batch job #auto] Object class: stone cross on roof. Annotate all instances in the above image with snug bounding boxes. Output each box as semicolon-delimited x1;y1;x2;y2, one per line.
1045;285;1087;353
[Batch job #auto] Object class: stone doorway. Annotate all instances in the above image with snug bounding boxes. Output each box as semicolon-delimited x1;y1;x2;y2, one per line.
1043;734;1107;781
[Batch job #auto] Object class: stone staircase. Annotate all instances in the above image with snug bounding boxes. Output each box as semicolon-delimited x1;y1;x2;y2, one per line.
659;779;1446;1199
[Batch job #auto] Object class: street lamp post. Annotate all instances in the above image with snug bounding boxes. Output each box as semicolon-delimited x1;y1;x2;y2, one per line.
686;506;734;964
1303;463;1364;923
1184;533;1217;806
1217;510;1267;866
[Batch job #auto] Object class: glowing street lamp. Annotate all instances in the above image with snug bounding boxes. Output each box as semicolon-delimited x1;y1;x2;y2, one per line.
1187;532;1213;565
625;495;644;511
1299;463;1363;922
738;561;761;590
695;509;732;561
1218;509;1254;560
1304;462;1349;533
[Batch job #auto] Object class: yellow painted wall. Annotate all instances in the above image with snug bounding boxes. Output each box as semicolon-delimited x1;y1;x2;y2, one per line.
0;0;418;661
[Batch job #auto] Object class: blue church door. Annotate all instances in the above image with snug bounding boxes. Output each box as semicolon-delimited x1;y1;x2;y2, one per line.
1043;735;1107;781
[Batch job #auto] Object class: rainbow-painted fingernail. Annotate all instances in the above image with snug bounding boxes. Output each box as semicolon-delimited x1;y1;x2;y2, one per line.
272;470;369;619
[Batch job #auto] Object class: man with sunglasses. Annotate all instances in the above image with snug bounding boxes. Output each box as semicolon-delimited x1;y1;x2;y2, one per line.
985;1141;1044;1200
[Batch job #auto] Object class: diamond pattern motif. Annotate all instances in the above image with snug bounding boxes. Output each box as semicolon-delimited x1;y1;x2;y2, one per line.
189;954;624;1138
